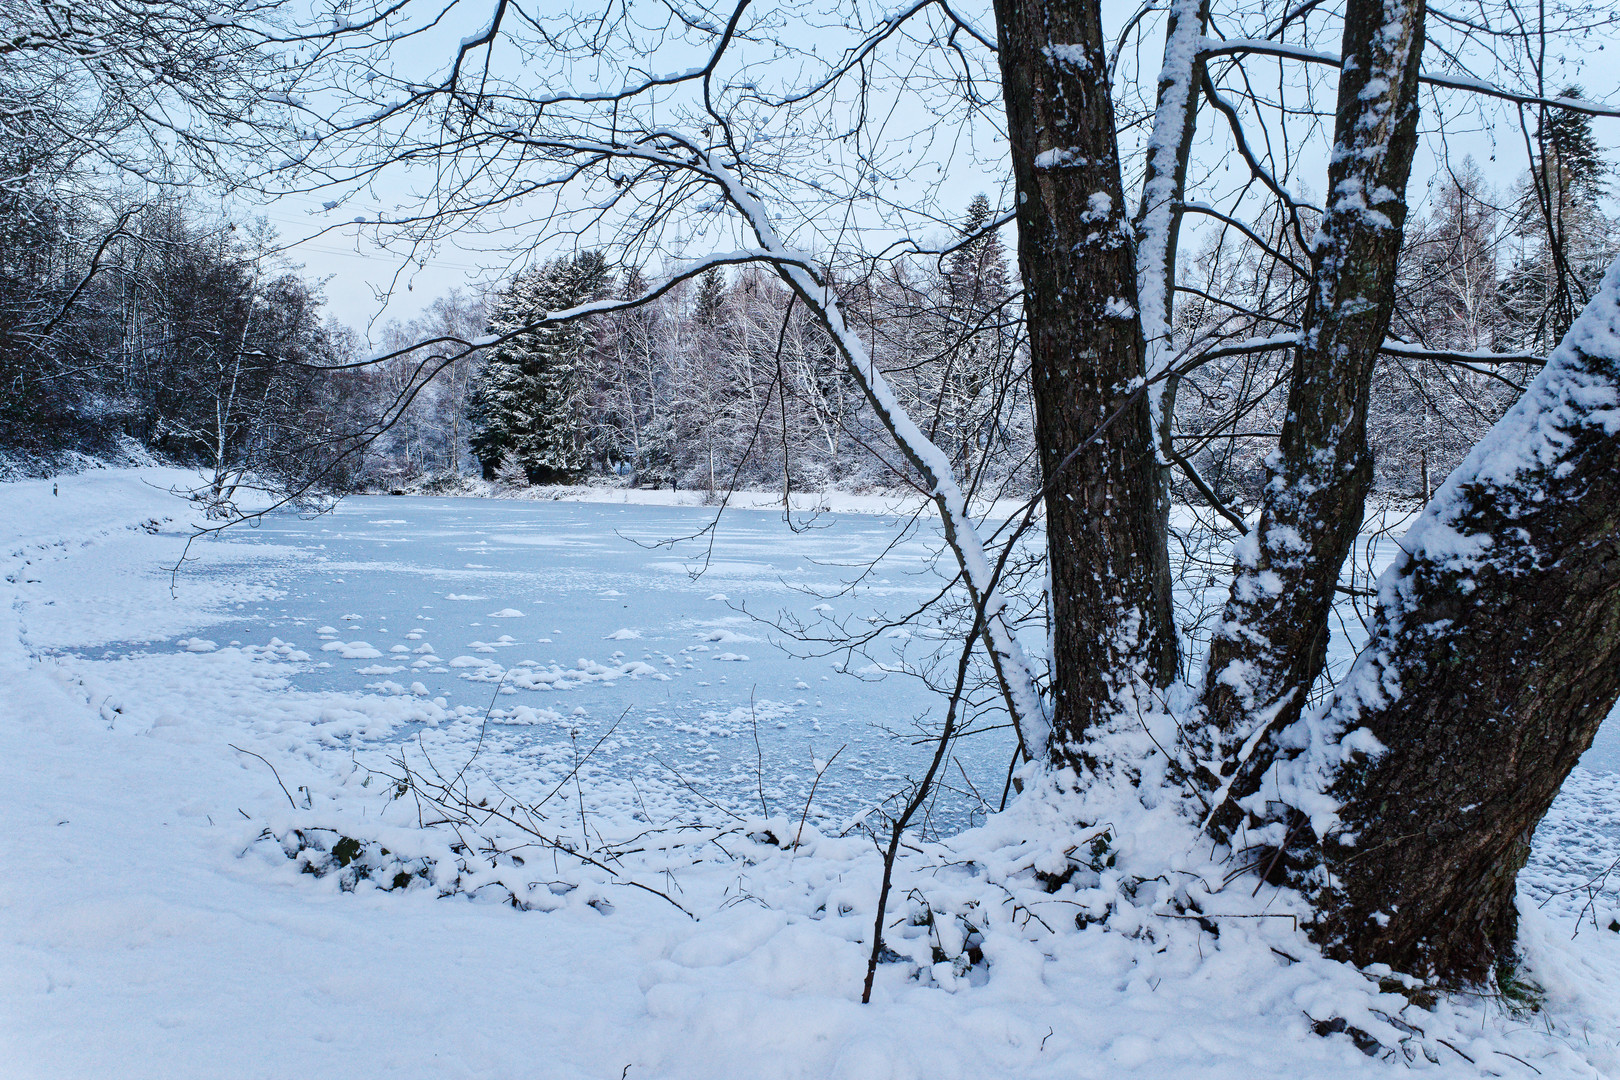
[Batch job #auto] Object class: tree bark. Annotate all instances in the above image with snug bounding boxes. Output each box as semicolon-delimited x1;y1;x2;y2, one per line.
1198;0;1428;824
1132;0;1209;485
1273;256;1620;982
993;0;1178;766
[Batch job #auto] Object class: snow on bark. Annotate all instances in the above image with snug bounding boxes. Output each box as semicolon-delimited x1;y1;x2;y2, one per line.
1269;253;1620;835
994;0;1179;764
1262;254;1620;980
1134;0;1208;443
1196;0;1428;830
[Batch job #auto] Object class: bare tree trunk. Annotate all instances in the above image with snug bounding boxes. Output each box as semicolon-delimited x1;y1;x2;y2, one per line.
1199;0;1428;823
992;0;1178;765
1133;0;1209;510
451;355;462;475
1278;258;1620;981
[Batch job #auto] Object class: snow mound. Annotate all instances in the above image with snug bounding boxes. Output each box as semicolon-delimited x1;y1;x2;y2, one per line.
701;629;758;643
320;640;383;659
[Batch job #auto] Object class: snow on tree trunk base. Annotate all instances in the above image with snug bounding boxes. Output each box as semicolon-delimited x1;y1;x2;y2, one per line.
992;0;1179;764
1265;255;1620;984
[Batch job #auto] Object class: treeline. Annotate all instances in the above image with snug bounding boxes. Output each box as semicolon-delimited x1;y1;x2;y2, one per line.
364;195;1038;499
7;166;1611;509
0;186;366;502
365;134;1614;507
1174;108;1615;506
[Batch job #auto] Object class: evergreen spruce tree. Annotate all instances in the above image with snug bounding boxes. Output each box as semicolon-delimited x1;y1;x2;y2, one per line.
1500;90;1616;351
636;410;677;489
934;194;1013;468
692;268;730;337
468;251;612;483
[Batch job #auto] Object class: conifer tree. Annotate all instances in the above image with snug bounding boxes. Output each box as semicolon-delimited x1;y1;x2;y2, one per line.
944;197;1012;380
1501;91;1616;351
469;250;612;483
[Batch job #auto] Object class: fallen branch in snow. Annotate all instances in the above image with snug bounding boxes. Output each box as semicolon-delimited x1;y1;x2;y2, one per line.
326;741;710;918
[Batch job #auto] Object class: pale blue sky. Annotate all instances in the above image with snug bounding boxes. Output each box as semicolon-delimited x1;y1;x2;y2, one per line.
254;0;1620;337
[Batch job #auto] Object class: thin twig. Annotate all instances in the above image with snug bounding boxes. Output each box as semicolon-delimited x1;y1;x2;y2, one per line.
750;686;769;817
794;744;846;848
863;613;979;1004
229;744;297;809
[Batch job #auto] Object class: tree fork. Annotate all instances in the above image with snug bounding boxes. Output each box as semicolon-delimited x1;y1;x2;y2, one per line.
992;0;1178;766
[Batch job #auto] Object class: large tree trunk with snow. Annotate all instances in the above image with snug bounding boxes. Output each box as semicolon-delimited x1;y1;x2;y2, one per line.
1273;257;1620;982
992;0;1178;765
1198;0;1428;822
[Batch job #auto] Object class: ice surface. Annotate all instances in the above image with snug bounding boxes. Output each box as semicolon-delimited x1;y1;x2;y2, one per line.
44;493;1025;828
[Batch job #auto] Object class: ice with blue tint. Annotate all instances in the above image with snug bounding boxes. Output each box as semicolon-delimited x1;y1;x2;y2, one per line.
93;492;1618;838
147;496;1029;831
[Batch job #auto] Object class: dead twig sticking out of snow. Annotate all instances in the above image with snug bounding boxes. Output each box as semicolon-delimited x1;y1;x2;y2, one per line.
570;727;590;852
649;755;744;822
792;743;845;850
862;613;978;1004
381;745;703;919
750;686;769;818
229;744;296;809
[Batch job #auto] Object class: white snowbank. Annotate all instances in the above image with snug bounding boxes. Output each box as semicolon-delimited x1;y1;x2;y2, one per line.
1;469;1616;1079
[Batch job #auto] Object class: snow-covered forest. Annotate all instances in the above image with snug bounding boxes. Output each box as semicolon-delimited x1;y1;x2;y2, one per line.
8;172;1614;506
5;0;1620;1075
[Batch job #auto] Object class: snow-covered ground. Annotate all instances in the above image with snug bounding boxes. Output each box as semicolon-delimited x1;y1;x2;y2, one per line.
3;468;1617;1079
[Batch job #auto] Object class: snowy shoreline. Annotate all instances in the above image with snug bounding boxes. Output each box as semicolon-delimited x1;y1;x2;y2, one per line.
363;472;1046;522
2;468;1617;1079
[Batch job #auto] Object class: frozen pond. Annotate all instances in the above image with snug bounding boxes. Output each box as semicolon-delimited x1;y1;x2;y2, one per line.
129;495;1030;831
75;492;1617;835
